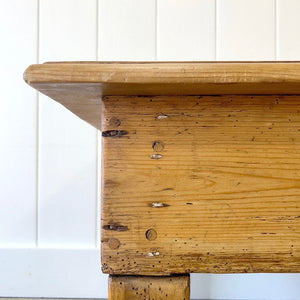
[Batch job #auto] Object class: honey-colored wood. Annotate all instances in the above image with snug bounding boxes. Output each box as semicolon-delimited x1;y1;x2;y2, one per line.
101;95;300;275
24;62;300;130
108;275;190;300
23;62;300;283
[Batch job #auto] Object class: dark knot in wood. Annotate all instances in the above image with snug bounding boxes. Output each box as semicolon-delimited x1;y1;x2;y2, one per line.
102;130;128;138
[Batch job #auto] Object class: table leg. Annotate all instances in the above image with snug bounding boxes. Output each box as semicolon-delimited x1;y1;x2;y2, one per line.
108;274;190;300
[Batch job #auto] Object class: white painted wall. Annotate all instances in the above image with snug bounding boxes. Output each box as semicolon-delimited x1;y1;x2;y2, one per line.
1;0;300;299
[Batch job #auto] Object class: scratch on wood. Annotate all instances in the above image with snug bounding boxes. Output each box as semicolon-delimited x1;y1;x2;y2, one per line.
150;154;163;159
161;187;174;191
156;113;169;120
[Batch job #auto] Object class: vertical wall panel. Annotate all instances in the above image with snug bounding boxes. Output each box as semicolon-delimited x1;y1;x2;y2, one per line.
217;0;275;60
39;0;98;247
0;0;37;246
98;0;156;60
277;0;300;60
157;0;215;60
39;0;97;61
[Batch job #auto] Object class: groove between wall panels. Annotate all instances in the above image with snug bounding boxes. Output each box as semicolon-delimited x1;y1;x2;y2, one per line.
96;0;99;61
215;0;218;60
275;0;278;60
96;0;100;248
155;0;157;61
36;0;40;248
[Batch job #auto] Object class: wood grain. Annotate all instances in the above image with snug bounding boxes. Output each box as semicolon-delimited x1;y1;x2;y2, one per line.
23;62;300;277
24;62;300;130
108;275;190;300
101;95;300;275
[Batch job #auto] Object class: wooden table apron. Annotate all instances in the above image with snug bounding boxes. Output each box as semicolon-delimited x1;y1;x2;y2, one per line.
24;62;300;298
101;94;300;275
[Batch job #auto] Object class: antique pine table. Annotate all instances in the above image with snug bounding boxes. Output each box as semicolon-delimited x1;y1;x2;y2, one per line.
24;62;300;299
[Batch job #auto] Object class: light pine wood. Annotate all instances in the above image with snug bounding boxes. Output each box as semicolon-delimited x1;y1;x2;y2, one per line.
23;62;300;283
101;95;300;275
24;62;300;130
108;275;190;300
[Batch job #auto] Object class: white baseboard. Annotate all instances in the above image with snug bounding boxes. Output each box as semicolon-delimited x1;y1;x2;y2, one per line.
0;248;107;298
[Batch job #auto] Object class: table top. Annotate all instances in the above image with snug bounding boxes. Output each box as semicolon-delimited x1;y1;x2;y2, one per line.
24;62;300;129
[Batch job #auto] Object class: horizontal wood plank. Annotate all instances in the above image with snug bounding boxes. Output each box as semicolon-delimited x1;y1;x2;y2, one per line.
101;95;300;275
24;62;300;130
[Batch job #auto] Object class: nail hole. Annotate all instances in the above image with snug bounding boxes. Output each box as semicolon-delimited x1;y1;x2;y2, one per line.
146;229;157;241
152;141;164;152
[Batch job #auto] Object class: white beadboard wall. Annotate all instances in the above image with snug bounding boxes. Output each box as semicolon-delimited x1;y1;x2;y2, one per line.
1;0;300;299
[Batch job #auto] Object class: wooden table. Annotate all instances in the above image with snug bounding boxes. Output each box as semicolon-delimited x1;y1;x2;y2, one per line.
24;62;300;300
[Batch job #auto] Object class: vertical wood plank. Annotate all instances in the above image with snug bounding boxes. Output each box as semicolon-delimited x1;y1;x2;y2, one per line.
157;0;215;60
38;0;98;247
217;0;275;60
0;0;37;246
277;0;300;60
108;275;190;300
98;0;156;61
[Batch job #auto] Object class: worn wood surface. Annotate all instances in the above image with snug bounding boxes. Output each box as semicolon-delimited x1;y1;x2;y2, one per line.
23;62;300;276
101;95;300;275
108;275;190;300
24;62;300;130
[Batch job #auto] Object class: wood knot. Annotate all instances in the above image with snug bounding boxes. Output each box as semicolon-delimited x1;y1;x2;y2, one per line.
146;229;157;241
108;238;121;249
152;141;164;152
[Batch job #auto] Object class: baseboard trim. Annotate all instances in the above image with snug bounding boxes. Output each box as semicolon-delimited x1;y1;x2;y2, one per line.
0;248;107;298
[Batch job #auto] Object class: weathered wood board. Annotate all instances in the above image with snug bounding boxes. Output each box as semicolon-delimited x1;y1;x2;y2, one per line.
101;95;300;275
108;275;190;300
24;62;300;130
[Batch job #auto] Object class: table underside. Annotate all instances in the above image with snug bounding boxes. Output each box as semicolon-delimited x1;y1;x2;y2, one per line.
101;95;300;275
